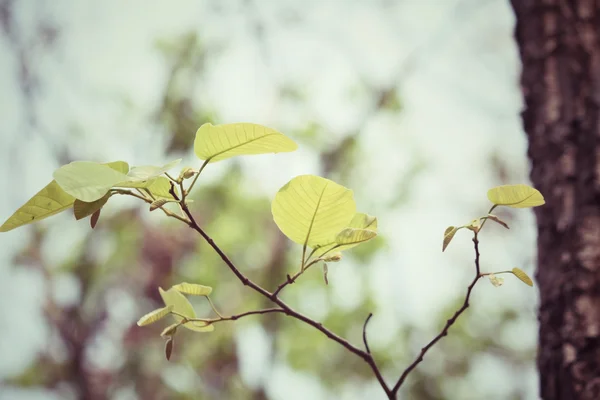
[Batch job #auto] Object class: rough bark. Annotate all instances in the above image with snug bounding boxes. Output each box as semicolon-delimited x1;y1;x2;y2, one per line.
510;0;600;399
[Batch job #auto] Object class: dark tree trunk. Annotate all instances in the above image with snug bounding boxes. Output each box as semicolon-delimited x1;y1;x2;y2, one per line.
510;1;600;399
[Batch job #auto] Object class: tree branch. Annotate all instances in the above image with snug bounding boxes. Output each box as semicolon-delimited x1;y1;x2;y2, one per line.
363;313;374;354
390;232;483;396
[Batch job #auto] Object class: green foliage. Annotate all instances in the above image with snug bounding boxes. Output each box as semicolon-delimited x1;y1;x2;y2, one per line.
53;161;132;202
194;122;297;163
158;287;214;332
0;120;545;398
512;267;534;287
487;184;545;208
0;160;127;231
137;305;174;326
442;226;459;252
271;175;357;247
74;194;111;220
0;180;75;232
172;282;213;296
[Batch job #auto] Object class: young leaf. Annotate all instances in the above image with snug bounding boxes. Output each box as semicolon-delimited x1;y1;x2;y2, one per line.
271;175;356;247
194;123;297;163
0;180;75;232
74;193;111;220
465;219;481;233
125;159;181;181
312;213;378;258
335;228;377;246
512;267;534;287
137;305;174;326
486;214;509;229
165;337;174;361
150;198;169;211
488;273;504;287
323;263;329;285
1;161;128;233
90;210;101;229
172;282;213;296
54;161;130;202
146;177;177;199
487;184;545;208
442;226;459;252
161;323;180;338
158;287;211;333
323;252;342;262
189;322;215;332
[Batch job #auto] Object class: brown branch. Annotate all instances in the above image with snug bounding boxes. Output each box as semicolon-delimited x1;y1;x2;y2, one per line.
363;313;374;354
178;203;393;398
272;258;320;297
390;233;483;396
225;308;286;321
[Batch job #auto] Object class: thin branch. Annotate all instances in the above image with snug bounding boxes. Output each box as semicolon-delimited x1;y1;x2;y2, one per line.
186;159;209;194
363;313;374;354
178;202;393;397
390;232;483;396
272;258;321;297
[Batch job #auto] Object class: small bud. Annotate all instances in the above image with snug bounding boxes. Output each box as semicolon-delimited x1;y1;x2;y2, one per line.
150;198;168;211
488;273;504;287
165;337;174;361
178;167;197;181
161;323;179;338
323;252;342;262
466;219;481;233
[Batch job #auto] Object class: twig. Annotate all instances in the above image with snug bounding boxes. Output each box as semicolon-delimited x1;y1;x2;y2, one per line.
363;313;374;354
272;258;320;297
178;203;393;397
390;232;483;396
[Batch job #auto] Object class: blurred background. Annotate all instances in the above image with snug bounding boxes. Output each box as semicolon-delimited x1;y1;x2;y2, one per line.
0;1;539;399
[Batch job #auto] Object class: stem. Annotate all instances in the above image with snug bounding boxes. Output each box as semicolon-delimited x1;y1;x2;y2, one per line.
479;204;498;231
272;258;321;297
390;232;482;396
363;313;373;354
186;159;210;195
206;296;224;319
178;202;393;397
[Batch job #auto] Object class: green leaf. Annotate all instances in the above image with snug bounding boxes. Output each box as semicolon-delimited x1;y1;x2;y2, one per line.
0;180;75;232
335;228;377;246
512;267;534;287
194;123;297;163
54;161;130;202
158;287;211;332
172;282;213;296
124;159;181;182
271;175;356;247
1;161;128;232
149;198;173;211
106;161;129;175
311;212;378;258
146;177;176;199
73;193;111;220
161;323;180;338
442;226;459;252
487;184;545;208
137;305;174;326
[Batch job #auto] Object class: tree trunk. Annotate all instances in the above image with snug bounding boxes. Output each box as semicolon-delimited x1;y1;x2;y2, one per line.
510;1;600;399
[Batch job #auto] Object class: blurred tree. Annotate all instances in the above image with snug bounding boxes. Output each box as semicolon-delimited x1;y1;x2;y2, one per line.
511;1;600;399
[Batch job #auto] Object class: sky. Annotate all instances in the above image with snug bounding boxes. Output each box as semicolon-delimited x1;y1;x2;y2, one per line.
0;1;539;399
